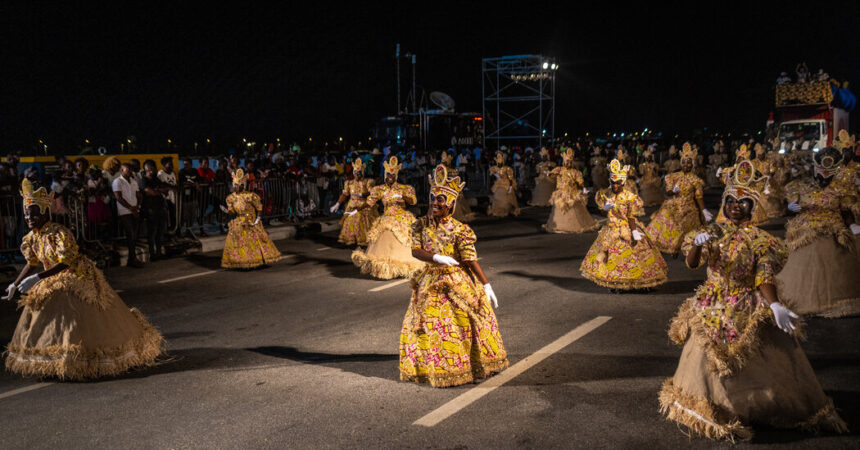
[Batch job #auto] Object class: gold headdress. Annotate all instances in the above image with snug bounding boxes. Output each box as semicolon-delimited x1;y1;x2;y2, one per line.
680;142;696;162
428;164;465;207
102;156;120;171
561;147;575;164
723;158;767;207
608;158;630;183
231;168;248;185
833;129;855;151
21;178;53;214
540;147;549;158
352;158;365;173
754;143;765;157
440;151;453;166
643;148;654;159
383;156;402;175
812;147;843;179
616;148;628;162
736;144;750;161
669;145;677;156
495;151;507;165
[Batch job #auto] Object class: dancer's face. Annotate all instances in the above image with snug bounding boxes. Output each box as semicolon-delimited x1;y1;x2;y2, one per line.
24;205;48;230
681;159;693;173
385;173;396;186
430;194;451;219
611;180;624;194
724;195;753;223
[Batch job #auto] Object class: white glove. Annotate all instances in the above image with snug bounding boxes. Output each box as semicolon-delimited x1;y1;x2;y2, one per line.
582;187;589;194
763;185;771;195
850;224;860;235
253;217;261;226
701;209;713;222
345;210;358;217
770;302;799;334
3;283;16;301
672;185;681;194
507;186;512;193
787;202;801;213
483;283;498;308
432;254;459;266
219;205;229;213
632;230;644;241
693;232;710;246
329;202;341;213
391;194;402;199
18;274;41;294
716;167;723;177
602;202;615;211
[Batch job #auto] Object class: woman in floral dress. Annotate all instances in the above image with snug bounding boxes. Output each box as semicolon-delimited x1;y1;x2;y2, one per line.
399;165;508;387
645;143;713;256
544;148;598;233
221;169;283;269
330;158;379;246
660;159;846;441
487;151;520;217
580;159;668;291
638;148;664;207
4;179;163;380
529;148;557;206
351;156;424;279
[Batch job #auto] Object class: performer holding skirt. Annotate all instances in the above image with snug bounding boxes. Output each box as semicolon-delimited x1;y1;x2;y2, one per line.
529;148;556;207
351;157;424;279
330;158;379;246
776;146;860;317
221;169;283;269
487;151;520;217
4;180;163;380
399;165;508;387
544;148;598;233
580;159;668;291
660;159;847;441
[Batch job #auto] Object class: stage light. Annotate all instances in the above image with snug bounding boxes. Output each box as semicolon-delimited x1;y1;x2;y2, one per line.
542;62;549;69
339;137;343;142
167;139;172;144
644;128;649;132
551;63;557;70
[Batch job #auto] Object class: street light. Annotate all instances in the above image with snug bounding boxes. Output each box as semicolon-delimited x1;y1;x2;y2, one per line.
542;62;549;70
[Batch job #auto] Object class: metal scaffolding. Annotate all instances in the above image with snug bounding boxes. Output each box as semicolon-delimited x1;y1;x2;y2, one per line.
482;54;557;150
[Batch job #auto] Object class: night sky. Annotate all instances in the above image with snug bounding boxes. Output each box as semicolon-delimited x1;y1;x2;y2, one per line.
2;2;858;152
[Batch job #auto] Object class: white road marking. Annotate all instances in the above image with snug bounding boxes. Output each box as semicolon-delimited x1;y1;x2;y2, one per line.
413;316;613;427
0;383;52;400
369;279;410;292
316;247;331;251
157;270;218;284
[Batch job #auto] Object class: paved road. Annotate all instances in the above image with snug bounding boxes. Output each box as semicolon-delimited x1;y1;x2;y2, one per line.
1;198;858;449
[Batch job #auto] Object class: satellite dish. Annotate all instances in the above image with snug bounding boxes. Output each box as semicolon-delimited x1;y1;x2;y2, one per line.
98;146;107;155
430;91;455;111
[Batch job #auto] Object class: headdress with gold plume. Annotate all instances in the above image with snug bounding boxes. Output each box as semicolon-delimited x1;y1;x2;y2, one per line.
540;147;549;158
352;157;365;174
736;144;750;161
231;168;248;185
383;156;402;176
21;178;53;214
754;143;765;157
440;151;453;166
495;151;507;165
680;142;697;162
561;147;575;164
722;158;768;208
833;129;855;152
428;164;465;207
812;146;843;180
615;147;628;162
608;158;631;183
643;147;654;159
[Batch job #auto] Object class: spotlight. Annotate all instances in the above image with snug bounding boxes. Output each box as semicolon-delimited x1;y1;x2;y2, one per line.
551;63;557;70
542;62;549;70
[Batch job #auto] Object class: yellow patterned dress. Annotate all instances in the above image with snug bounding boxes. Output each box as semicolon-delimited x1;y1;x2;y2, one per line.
645;171;705;254
580;189;668;289
399;216;509;387
529;161;557;206
775;179;860;317
221;191;283;269
351;183;424;279
338;178;380;245
660;224;846;441
6;222;163;380
545;166;598;233
638;162;664;206
487;165;520;217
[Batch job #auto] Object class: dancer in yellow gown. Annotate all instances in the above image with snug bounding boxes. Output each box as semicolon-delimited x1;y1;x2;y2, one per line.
221;169;283;269
660;158;846;441
529;148;557;206
399;165;509;387
776;146;860;317
638;148;664;207
645;143;712;255
330;158;379;246
544;148;599;233
580;159;668;291
4;180;163;380
351;156;424;279
663;145;681;174
487;151;520;217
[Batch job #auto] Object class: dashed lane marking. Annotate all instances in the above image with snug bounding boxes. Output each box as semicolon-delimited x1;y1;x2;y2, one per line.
369;279;410;292
157;270;218;284
0;383;52;401
413;316;613;427
316;247;331;251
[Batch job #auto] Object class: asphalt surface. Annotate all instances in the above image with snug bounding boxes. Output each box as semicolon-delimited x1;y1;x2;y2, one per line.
0;192;858;449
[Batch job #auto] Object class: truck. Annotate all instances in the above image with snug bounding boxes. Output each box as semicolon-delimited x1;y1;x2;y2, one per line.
772;79;855;152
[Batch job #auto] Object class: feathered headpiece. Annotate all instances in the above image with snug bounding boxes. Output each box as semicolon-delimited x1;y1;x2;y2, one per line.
561;147;575;164
352;158;365;173
833;130;855;151
232;168;248;185
723;158;768;207
736;144;750;161
495;151;507;165
812;147;843;180
608;158;631;183
383;156;402;175
680;142;696;162
21;178;53;214
428;164;465;207
440;151;453;166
